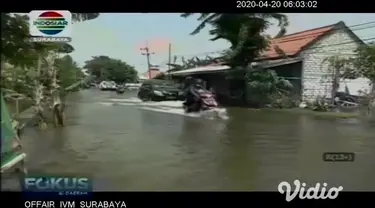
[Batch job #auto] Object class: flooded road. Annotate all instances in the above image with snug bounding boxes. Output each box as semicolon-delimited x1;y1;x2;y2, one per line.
6;89;375;191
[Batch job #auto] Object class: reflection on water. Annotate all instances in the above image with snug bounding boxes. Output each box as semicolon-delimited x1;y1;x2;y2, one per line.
3;90;375;191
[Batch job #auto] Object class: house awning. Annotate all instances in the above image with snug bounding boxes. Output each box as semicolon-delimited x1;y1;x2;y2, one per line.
138;75;149;80
169;65;230;76
169;57;303;76
257;57;303;69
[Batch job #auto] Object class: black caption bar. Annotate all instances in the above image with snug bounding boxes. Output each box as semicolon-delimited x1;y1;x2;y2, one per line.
11;192;374;207
23;200;127;208
4;191;375;207
7;0;371;13
323;152;355;162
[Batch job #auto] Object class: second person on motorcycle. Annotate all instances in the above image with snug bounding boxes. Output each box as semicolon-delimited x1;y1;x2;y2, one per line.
183;78;205;112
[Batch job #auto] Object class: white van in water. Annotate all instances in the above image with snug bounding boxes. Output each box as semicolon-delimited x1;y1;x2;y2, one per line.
99;81;117;91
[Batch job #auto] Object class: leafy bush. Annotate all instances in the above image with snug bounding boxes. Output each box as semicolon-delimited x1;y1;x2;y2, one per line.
246;69;294;108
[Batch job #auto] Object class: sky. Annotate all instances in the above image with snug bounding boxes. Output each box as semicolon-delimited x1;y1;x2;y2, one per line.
69;13;375;73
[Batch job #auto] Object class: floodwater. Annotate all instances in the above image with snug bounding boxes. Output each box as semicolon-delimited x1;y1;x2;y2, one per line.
3;89;375;191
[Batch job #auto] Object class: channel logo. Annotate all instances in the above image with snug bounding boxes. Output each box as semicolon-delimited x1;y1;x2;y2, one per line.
34;11;68;35
29;10;72;42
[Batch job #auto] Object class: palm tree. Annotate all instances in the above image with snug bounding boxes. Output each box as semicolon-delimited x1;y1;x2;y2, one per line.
180;13;221;35
181;13;288;67
72;13;100;22
181;13;289;105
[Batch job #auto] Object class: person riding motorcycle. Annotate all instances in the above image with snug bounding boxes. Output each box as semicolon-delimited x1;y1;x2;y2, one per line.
184;78;205;112
183;76;194;91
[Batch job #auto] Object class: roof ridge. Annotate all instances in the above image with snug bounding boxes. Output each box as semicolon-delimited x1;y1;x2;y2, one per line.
260;21;347;59
272;21;341;40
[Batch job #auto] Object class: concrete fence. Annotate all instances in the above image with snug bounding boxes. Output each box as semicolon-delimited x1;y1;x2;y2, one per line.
5;98;33;117
5;80;83;118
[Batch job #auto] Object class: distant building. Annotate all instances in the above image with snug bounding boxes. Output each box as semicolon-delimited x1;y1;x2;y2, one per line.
81;69;89;76
170;21;373;101
138;68;162;80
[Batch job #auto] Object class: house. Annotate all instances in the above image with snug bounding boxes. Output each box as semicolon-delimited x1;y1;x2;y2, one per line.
170;21;373;102
138;68;162;80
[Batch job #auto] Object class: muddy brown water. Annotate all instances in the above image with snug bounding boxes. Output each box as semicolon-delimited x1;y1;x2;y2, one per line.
3;89;375;191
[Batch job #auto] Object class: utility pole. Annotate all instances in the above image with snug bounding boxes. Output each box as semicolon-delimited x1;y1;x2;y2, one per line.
168;43;171;71
168;43;172;79
140;41;154;79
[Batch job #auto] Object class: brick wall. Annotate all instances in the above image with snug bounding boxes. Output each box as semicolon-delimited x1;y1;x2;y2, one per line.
300;29;371;101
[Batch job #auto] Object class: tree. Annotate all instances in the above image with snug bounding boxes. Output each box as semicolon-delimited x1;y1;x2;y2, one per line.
181;13;288;67
322;56;352;104
82;56;110;78
327;43;375;96
181;13;289;105
319;44;375;110
1;13;100;68
166;55;219;72
1;13;100;129
83;56;138;83
350;43;375;94
72;13;100;23
55;55;84;89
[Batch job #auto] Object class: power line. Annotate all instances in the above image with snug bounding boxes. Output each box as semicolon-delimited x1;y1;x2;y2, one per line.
157;36;375;69
273;21;375;43
170;22;375;59
157;35;375;67
157;23;375;66
275;24;375;45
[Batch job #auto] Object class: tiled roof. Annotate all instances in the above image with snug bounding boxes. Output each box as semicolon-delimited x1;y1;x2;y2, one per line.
170;22;349;75
261;23;338;59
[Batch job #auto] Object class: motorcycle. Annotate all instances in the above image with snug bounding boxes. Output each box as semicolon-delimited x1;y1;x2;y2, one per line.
116;88;125;94
183;89;228;119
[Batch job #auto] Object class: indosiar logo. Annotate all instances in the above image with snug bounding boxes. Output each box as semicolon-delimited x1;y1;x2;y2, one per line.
23;176;92;196
29;10;72;42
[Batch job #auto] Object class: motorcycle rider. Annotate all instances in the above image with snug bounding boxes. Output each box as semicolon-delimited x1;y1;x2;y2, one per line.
183;78;205;112
183;76;194;91
182;76;193;108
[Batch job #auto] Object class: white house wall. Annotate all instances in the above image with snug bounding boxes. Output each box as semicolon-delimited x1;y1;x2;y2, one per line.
338;77;373;95
301;29;372;101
